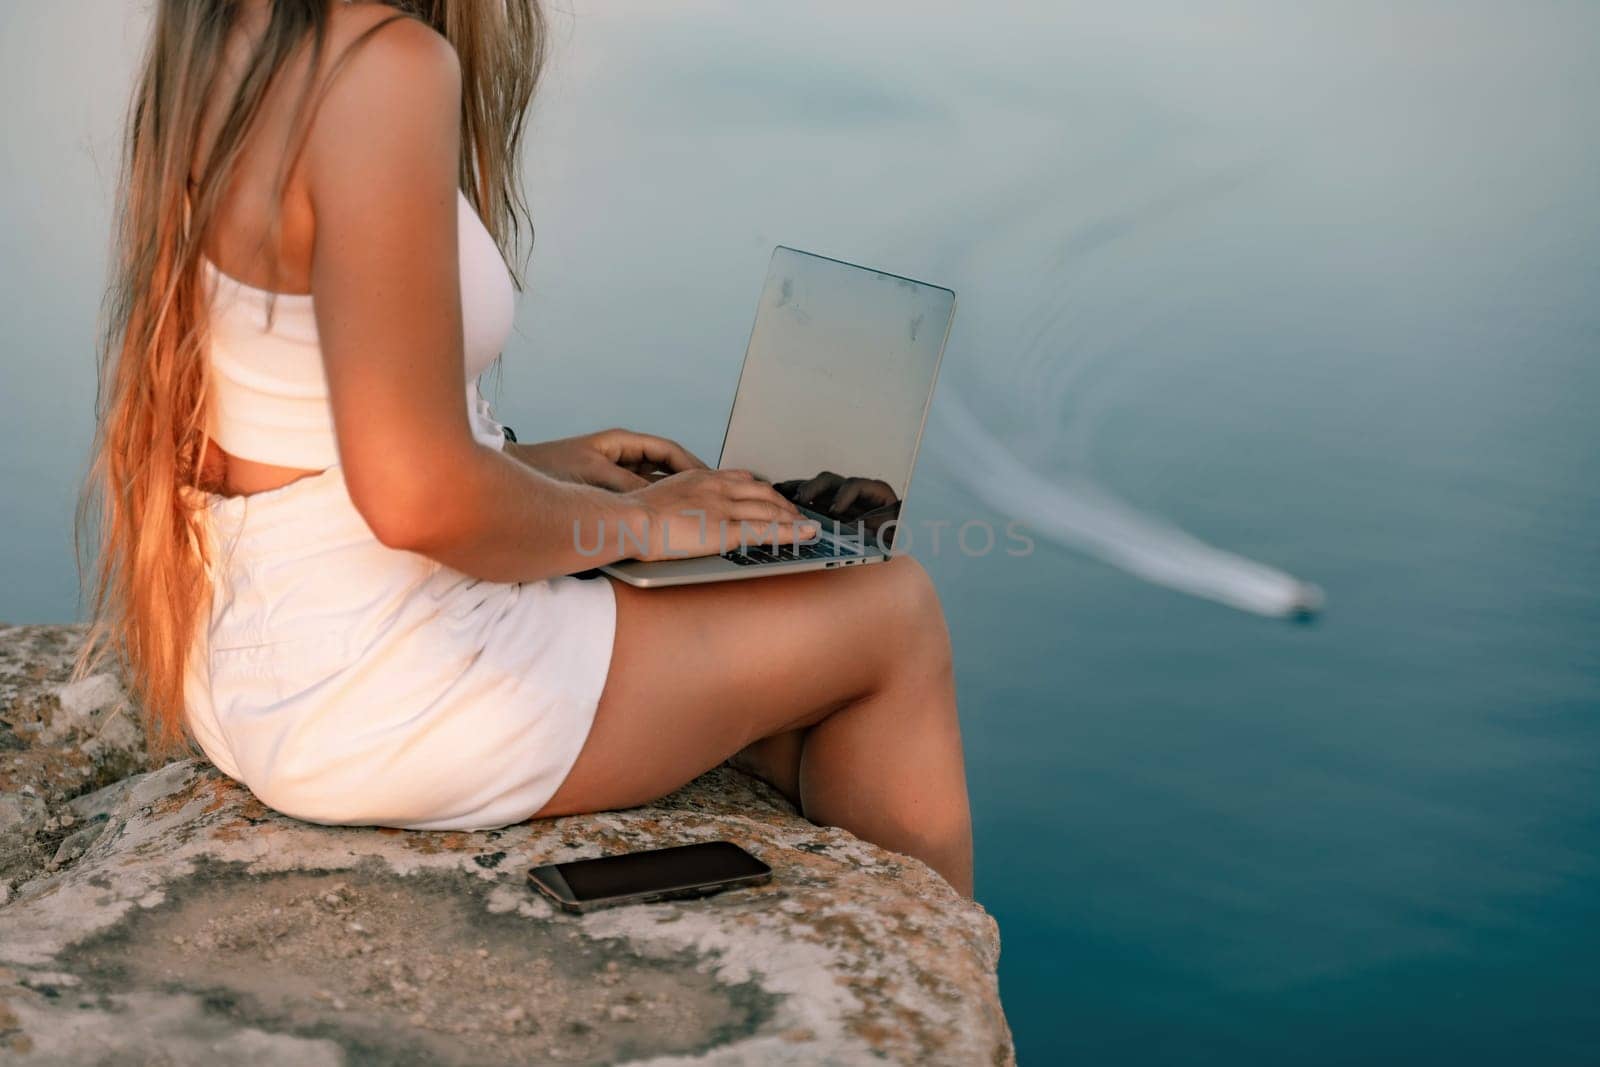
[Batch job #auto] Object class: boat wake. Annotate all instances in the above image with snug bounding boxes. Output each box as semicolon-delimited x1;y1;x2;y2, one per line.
931;389;1324;620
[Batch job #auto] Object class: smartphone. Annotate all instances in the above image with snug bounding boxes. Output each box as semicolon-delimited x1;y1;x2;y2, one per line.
527;841;772;914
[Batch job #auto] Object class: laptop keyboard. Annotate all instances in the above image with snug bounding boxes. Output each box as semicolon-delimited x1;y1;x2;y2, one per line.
722;540;863;566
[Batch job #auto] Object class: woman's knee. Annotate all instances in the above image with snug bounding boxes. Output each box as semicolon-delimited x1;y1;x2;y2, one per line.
877;556;954;675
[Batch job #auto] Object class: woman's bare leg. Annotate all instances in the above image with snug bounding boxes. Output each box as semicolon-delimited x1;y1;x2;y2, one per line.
729;729;805;808
537;556;973;894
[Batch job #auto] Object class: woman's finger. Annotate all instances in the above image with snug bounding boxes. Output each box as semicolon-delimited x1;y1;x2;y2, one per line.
722;498;804;526
739;520;822;547
615;431;708;473
721;477;801;513
590;463;651;492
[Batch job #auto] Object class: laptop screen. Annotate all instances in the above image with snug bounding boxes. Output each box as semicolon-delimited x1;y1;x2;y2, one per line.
718;247;955;549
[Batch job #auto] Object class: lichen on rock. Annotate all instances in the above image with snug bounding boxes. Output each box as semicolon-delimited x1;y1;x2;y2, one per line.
0;624;1012;1064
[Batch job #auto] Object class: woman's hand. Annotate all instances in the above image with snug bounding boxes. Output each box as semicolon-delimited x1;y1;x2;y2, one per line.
509;428;707;492
622;469;819;560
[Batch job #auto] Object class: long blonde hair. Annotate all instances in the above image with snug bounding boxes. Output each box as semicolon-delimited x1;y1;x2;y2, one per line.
77;0;546;753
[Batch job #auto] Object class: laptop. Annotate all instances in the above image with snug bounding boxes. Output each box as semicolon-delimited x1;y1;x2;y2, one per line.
603;246;956;588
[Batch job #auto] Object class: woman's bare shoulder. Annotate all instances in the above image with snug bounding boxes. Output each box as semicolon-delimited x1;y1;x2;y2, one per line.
319;4;459;96
302;6;461;184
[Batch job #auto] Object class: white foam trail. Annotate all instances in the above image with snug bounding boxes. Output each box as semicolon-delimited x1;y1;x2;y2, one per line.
930;391;1324;619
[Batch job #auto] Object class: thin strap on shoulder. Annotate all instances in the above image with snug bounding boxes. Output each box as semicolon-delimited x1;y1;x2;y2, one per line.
319;12;420;95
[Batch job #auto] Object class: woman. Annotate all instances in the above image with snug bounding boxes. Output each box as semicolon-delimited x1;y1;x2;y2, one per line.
80;0;972;894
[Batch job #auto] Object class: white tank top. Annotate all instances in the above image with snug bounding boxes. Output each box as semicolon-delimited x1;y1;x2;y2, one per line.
202;189;516;469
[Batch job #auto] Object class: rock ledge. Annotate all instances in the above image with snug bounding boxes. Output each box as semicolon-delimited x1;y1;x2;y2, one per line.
0;624;1012;1065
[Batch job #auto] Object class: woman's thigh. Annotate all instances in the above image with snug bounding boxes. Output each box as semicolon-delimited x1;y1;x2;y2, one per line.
536;555;939;816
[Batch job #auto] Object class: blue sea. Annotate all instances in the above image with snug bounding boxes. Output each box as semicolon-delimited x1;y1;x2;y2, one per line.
3;3;1597;1062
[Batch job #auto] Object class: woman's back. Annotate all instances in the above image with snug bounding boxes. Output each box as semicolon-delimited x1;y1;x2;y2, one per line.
193;2;402;295
195;4;465;494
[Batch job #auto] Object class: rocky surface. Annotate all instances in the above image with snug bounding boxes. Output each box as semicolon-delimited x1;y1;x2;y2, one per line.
0;624;1012;1065
1;625;154;899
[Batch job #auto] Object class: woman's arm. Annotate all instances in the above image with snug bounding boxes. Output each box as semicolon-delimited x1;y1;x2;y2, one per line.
304;20;808;582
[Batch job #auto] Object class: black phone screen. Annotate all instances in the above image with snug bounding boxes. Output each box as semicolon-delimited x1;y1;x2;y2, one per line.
549;841;769;902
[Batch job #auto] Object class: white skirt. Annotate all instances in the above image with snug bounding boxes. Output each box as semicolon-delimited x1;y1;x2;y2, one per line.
183;464;616;831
